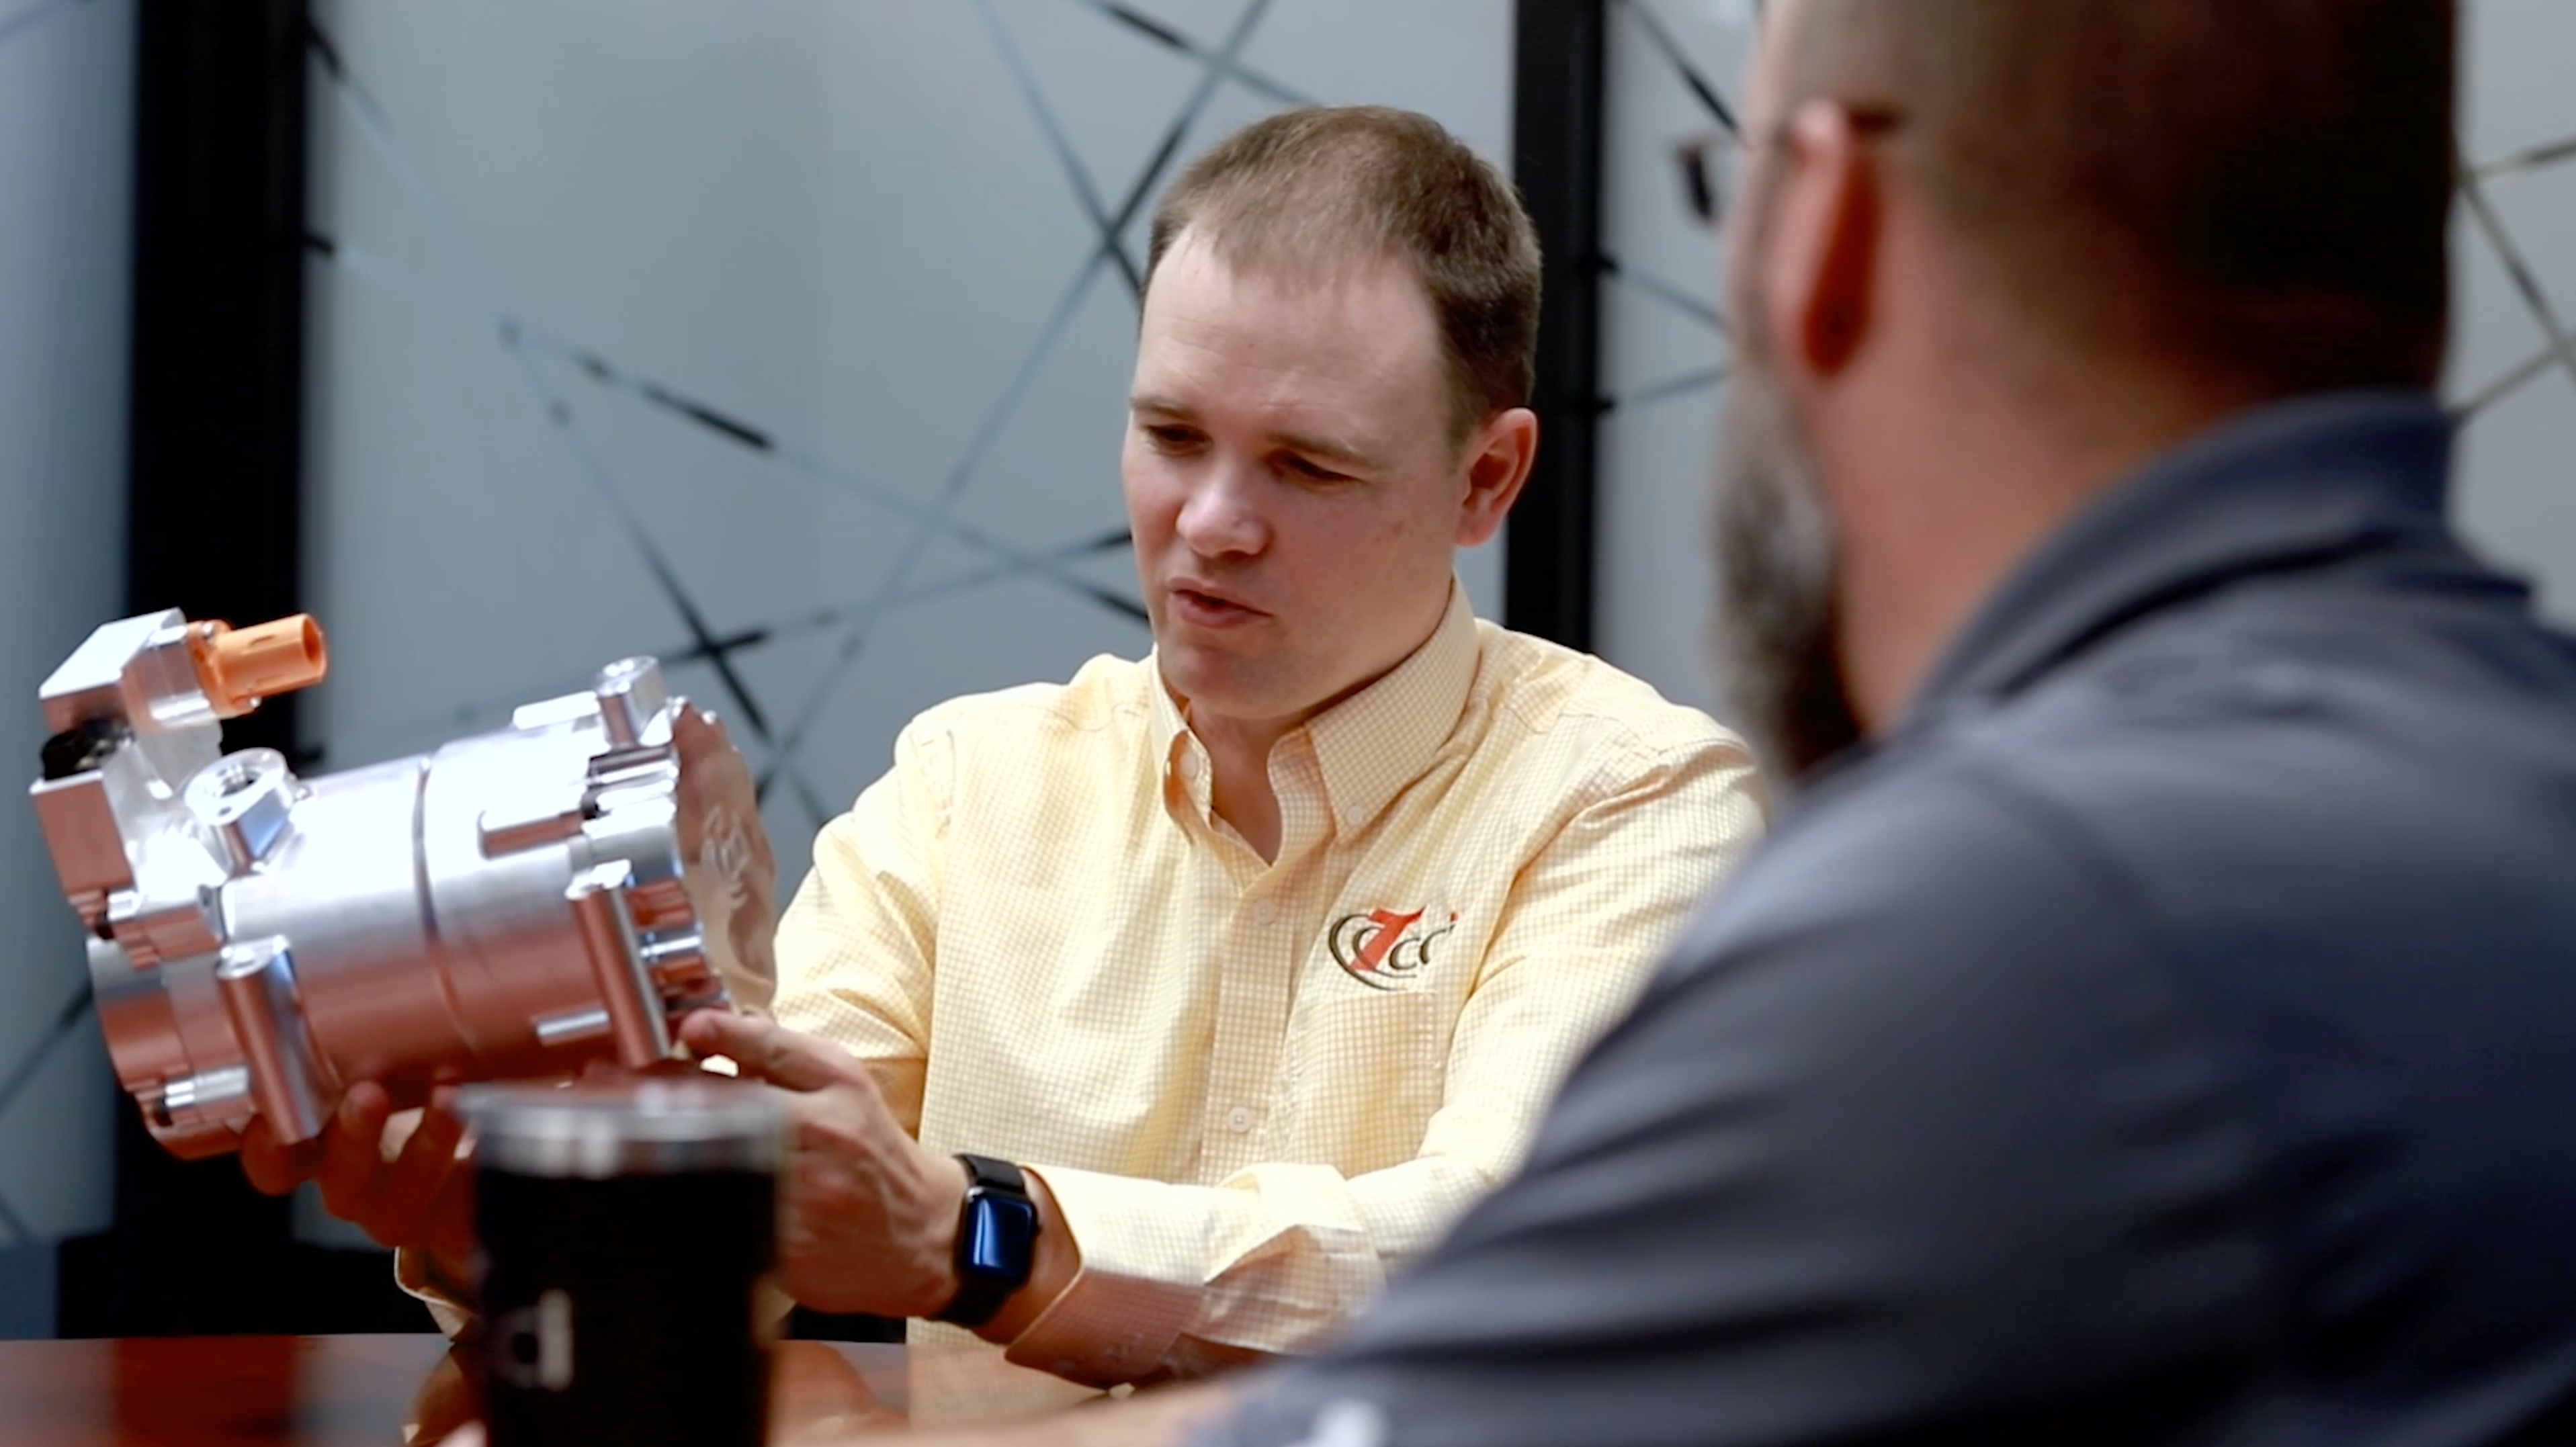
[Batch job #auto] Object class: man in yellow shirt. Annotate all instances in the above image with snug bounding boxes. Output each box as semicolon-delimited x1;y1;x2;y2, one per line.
249;104;1762;1385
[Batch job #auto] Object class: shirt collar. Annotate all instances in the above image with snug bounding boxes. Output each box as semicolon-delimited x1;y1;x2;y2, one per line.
1306;582;1482;830
1148;652;1199;808
1148;582;1482;831
1904;390;2458;731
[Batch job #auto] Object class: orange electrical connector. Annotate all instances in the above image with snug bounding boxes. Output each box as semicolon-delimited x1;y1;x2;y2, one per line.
187;615;329;719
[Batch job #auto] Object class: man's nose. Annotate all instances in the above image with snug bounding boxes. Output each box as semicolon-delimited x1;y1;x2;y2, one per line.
1175;462;1267;559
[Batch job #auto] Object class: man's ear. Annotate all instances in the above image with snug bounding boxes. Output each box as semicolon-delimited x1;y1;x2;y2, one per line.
1760;99;1883;380
1455;406;1537;548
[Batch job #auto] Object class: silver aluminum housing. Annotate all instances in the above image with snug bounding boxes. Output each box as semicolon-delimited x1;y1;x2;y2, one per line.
27;611;778;1159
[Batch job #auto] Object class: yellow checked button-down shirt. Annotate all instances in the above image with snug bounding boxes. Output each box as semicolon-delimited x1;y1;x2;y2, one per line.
772;588;1766;1384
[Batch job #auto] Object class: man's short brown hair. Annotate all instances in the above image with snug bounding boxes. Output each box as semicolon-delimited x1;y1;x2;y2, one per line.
1785;0;2456;395
1146;105;1543;447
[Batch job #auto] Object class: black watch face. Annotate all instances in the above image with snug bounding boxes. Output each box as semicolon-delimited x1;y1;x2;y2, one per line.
961;1192;1039;1281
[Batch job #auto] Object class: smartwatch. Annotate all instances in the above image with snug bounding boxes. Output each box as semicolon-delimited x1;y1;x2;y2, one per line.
933;1153;1039;1329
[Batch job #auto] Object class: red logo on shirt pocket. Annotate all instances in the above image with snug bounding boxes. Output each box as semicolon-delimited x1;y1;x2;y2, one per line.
1327;908;1458;991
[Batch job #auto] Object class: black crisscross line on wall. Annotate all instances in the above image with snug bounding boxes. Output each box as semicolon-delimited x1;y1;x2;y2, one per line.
1601;0;1746;414
749;0;1285;807
2474;133;2576;183
1619;0;1742;139
1078;0;1309;107
375;518;1137;739
979;0;1149;300
2454;132;2576;422
0;988;97;1245
304;5;1219;830
972;0;1320;303
300;234;1151;632
308;19;845;824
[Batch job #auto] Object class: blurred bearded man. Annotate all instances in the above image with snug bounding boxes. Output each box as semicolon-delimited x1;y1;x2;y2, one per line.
1193;3;2576;1442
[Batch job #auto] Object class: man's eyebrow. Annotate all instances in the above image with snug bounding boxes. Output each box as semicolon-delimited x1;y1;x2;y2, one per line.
1129;394;1196;420
1271;429;1378;471
1129;395;1381;471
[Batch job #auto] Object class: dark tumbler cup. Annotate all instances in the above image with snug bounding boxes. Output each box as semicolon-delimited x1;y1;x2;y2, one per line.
460;1079;786;1447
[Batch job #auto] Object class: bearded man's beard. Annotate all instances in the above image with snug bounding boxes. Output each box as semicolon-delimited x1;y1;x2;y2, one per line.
1709;312;1864;783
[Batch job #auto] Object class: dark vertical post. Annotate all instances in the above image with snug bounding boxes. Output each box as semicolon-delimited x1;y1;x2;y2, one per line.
1508;0;1608;651
126;1;310;653
56;0;322;1337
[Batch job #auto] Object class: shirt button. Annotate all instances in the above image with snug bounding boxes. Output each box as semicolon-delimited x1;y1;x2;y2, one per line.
1177;753;1201;782
1226;1106;1253;1133
1251;900;1277;927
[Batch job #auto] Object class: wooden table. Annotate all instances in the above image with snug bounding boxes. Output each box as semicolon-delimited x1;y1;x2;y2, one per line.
0;1335;1104;1444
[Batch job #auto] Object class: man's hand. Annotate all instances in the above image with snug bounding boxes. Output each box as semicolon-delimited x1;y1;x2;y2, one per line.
679;1011;974;1320
239;1080;478;1289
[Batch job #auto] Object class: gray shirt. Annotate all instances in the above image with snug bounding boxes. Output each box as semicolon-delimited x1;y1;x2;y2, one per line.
1193;392;2576;1447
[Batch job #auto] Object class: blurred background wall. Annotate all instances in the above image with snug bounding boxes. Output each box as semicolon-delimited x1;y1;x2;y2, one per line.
0;0;132;1338
0;0;2569;1338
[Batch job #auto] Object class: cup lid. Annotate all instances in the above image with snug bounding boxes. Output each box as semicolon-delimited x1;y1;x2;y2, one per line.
458;1078;787;1178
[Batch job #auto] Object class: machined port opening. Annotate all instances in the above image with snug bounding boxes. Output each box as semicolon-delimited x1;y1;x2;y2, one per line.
212;758;263;799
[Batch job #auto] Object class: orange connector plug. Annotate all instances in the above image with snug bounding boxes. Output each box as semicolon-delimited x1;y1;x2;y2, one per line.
186;615;329;719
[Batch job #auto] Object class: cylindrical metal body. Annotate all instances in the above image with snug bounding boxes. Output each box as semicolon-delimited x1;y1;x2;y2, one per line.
28;610;777;1157
463;1080;785;1447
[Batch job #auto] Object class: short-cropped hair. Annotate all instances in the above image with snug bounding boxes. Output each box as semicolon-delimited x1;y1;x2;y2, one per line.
1788;0;2456;394
1146;106;1543;448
